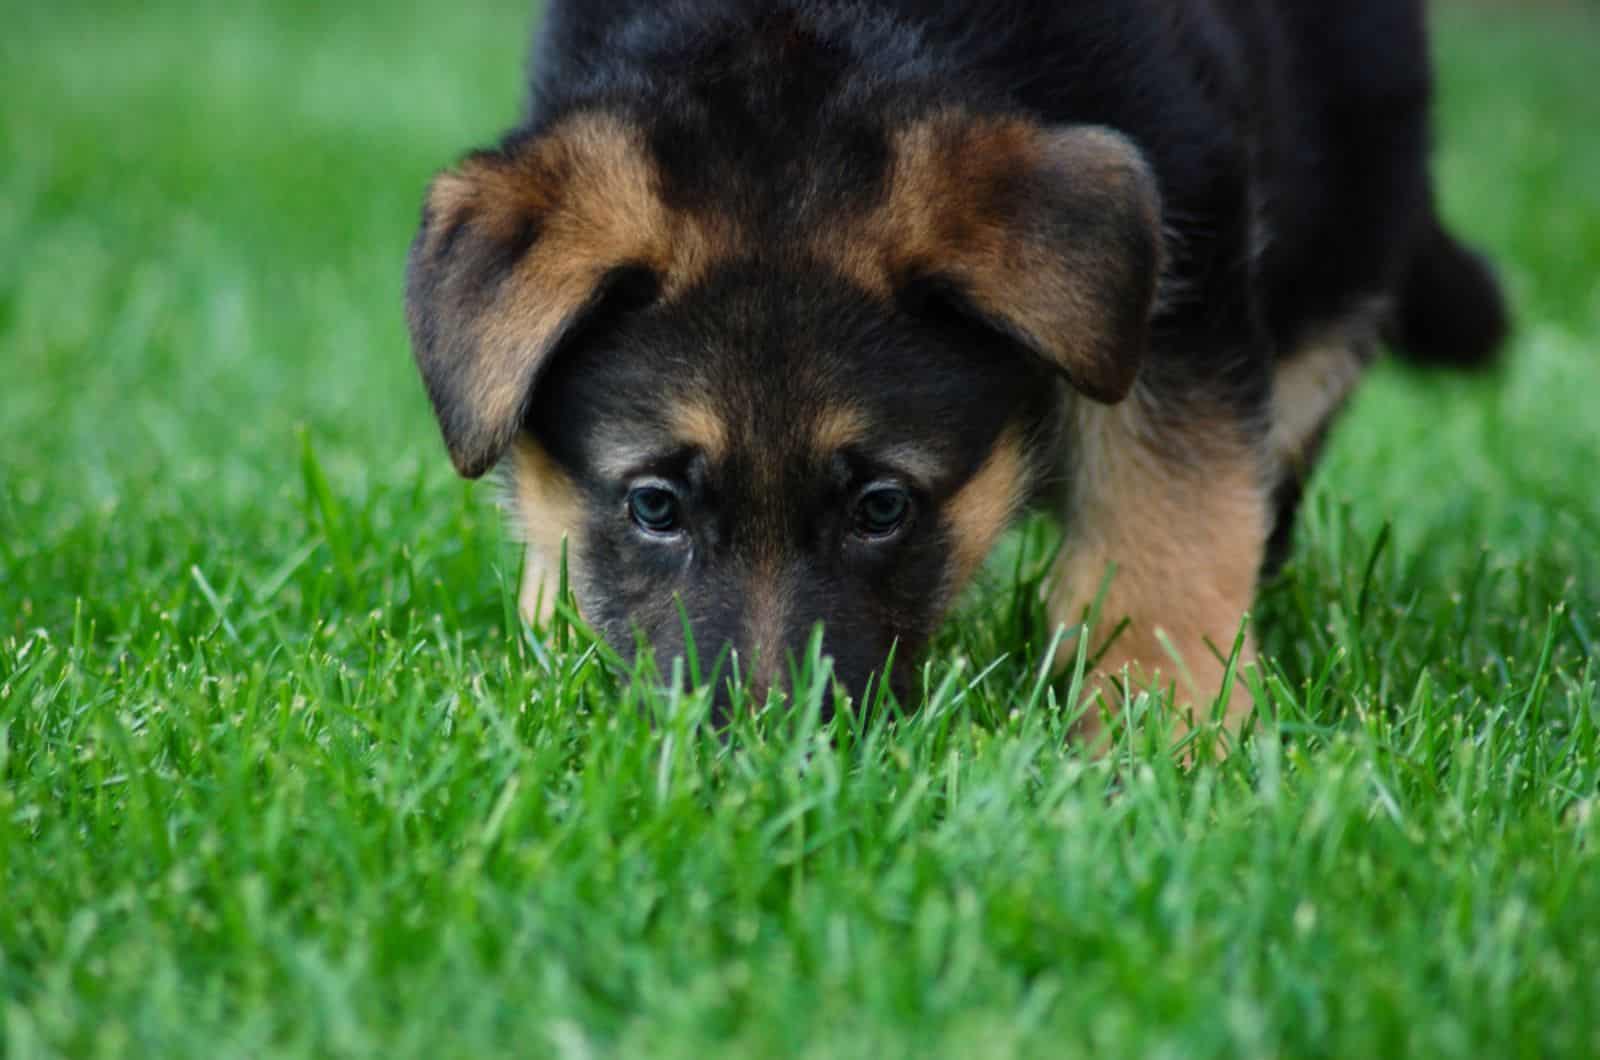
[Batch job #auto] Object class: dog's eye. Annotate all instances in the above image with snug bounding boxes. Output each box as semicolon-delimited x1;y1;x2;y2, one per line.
853;485;912;539
628;485;681;535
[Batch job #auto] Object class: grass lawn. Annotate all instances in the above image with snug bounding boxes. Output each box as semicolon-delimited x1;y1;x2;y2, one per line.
4;2;1599;1056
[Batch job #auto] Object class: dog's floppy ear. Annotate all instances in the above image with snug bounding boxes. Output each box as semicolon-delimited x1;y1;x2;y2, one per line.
868;115;1164;403
405;113;718;478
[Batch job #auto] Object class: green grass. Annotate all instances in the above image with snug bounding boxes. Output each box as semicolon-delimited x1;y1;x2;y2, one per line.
4;3;1600;1056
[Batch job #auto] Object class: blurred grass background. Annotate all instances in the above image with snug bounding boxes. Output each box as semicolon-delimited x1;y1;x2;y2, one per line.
2;2;1599;1057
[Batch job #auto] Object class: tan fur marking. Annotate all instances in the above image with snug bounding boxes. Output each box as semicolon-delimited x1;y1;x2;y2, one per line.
819;113;1042;297
430;112;735;470
669;401;730;462
508;436;585;626
743;566;793;690
1270;311;1381;474
813;111;1159;401
810;405;869;456
1271;341;1362;472
944;429;1028;594
877;443;945;486
1047;393;1268;741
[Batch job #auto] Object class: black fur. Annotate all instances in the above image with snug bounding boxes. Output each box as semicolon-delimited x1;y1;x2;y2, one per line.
1388;215;1511;367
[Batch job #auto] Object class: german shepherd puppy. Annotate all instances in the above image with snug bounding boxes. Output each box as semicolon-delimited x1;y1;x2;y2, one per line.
406;0;1507;729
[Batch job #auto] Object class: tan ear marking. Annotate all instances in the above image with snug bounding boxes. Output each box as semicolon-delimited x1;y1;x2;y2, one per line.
815;111;1163;404
408;112;736;478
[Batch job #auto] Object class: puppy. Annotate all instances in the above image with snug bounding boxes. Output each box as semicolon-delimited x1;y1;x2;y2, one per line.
406;0;1508;729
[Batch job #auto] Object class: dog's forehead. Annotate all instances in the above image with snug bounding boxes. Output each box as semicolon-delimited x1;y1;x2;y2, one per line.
586;367;943;487
573;267;982;480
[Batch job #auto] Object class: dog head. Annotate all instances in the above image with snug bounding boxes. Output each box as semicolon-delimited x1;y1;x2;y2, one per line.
406;107;1162;713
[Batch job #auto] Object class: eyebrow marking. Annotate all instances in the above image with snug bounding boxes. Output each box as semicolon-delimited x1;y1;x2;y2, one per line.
668;400;729;463
810;404;869;456
593;440;673;481
874;442;944;488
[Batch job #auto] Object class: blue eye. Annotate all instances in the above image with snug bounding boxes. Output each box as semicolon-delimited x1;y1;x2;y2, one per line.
854;485;912;539
628;485;680;534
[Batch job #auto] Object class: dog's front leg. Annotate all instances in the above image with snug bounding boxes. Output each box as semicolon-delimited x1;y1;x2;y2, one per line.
1046;390;1270;743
